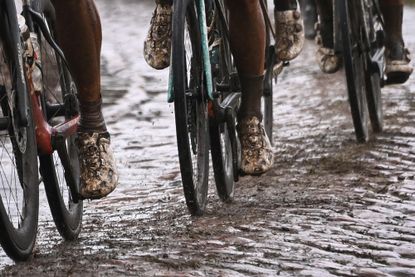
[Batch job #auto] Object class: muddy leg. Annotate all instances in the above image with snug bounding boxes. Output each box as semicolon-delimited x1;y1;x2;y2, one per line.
50;0;118;199
225;0;274;175
380;0;413;84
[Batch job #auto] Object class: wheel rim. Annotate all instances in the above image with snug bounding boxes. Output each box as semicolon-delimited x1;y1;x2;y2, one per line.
184;21;209;207
0;46;30;231
341;0;369;142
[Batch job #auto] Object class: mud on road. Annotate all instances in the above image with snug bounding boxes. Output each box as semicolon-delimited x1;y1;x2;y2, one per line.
1;0;415;276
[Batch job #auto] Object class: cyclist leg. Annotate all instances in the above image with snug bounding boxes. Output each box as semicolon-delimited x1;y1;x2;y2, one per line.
144;0;172;70
274;0;305;61
299;0;318;40
226;0;274;175
380;0;413;84
314;0;341;73
50;0;118;199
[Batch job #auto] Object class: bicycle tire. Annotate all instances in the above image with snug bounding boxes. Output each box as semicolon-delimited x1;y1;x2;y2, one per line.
172;0;210;215
263;0;274;144
366;71;383;133
33;1;83;240
364;0;384;133
210;119;234;201
339;0;369;142
0;4;39;261
209;0;236;202
263;47;274;144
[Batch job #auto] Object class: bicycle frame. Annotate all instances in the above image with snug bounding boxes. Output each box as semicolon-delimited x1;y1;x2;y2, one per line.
21;0;79;156
167;0;276;181
167;0;274;103
0;0;80;200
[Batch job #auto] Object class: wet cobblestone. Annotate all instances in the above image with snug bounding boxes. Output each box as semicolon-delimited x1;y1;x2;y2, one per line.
0;0;414;276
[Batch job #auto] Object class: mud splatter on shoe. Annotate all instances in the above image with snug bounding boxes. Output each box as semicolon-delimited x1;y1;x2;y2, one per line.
143;1;172;70
237;116;274;175
314;22;342;74
77;132;118;199
385;47;413;84
275;10;305;61
316;46;342;74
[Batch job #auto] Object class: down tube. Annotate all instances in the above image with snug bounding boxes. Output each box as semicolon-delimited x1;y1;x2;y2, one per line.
167;0;214;102
196;0;213;100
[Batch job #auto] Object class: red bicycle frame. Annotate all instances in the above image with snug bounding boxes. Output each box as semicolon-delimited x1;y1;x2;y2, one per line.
26;62;79;156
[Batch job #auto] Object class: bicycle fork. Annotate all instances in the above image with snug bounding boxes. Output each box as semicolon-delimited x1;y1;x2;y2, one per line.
168;0;214;103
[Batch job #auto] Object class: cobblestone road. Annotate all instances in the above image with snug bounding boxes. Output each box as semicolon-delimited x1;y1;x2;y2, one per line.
1;1;414;276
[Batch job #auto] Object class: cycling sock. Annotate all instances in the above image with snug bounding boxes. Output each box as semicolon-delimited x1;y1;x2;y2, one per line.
156;0;172;5
238;74;264;122
381;0;404;6
78;98;107;133
275;0;298;11
381;3;405;59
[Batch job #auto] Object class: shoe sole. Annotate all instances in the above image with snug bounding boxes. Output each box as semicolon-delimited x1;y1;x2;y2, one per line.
386;71;411;85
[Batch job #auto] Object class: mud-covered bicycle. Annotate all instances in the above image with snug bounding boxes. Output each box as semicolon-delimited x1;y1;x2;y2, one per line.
169;0;278;215
0;0;82;261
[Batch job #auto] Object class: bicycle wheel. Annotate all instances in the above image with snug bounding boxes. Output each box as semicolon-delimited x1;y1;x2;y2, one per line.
210;119;235;201
364;0;384;133
33;0;83;240
0;5;39;261
172;0;210;215
366;70;383;133
339;0;369;142
263;46;275;144
262;0;274;144
209;1;236;202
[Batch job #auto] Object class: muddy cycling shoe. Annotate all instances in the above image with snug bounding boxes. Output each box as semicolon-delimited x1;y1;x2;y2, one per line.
315;23;342;74
237;116;274;175
77;132;118;200
385;45;413;84
316;46;342;74
144;1;172;70
275;10;305;61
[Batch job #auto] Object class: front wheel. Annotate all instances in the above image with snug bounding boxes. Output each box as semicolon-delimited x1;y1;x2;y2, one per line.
339;0;369;142
172;0;210;215
0;6;39;261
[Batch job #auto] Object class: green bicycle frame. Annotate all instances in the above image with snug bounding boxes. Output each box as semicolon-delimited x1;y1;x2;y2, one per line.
167;0;214;103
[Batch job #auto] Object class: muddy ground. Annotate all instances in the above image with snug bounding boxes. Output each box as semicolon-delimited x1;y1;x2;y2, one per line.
1;0;415;276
